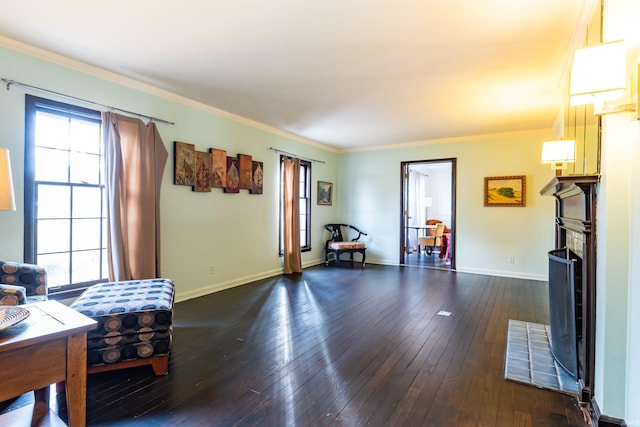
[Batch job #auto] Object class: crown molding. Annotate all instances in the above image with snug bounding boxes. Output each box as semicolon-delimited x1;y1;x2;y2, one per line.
0;35;337;153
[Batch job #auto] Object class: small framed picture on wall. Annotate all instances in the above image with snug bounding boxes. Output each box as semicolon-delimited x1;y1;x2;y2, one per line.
484;175;526;207
317;181;333;206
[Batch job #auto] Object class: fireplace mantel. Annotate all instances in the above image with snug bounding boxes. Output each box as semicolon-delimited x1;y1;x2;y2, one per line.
540;174;599;407
540;174;600;198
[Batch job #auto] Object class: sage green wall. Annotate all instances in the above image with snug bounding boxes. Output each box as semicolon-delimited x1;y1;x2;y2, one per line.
0;45;338;302
336;133;557;280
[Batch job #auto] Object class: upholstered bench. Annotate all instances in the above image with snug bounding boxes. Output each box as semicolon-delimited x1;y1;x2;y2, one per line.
69;278;175;376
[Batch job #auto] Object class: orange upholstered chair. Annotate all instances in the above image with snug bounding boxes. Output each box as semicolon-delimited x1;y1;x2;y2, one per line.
418;222;445;256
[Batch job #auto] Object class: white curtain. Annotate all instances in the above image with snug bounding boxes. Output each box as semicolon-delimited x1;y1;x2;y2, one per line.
103;112;168;281
407;170;426;251
418;174;430;225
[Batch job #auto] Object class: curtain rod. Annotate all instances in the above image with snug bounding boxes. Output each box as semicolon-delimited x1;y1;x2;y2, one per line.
269;147;325;164
2;78;175;126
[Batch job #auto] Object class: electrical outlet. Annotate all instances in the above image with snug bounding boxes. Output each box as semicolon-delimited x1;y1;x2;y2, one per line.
208;265;215;275
508;256;515;264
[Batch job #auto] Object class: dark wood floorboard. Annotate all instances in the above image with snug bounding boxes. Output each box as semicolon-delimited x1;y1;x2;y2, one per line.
21;264;588;426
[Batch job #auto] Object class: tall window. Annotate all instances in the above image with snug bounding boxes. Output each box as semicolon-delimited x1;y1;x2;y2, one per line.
279;157;311;253
24;95;107;293
298;159;311;250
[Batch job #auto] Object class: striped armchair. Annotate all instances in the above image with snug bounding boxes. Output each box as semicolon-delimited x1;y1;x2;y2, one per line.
0;261;48;305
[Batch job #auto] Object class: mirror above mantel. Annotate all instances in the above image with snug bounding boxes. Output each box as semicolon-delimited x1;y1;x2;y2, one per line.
553;2;602;177
563;102;600;176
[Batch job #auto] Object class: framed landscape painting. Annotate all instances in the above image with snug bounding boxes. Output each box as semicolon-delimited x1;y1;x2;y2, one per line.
317;181;333;205
484;175;526;207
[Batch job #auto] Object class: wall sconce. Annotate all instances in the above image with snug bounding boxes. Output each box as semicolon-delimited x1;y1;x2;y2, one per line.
569;40;637;115
570;40;626;107
0;148;16;211
541;140;576;175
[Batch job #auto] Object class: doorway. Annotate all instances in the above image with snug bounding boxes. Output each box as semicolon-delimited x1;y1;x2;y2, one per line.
400;159;456;269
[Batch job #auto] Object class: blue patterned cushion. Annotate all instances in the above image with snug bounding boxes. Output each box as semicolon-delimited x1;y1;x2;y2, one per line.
70;278;174;366
86;328;173;366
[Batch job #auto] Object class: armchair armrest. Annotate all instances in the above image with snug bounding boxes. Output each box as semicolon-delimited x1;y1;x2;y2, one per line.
324;224;368;244
0;261;48;299
0;284;27;305
344;224;367;241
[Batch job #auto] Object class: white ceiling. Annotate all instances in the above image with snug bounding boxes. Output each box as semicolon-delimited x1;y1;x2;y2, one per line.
0;0;593;150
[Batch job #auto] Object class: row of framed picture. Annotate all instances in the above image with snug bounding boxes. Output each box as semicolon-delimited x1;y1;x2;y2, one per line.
174;141;263;194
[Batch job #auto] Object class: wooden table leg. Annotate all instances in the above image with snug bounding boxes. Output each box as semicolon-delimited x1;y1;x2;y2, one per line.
34;386;50;404
65;333;88;427
33;386;52;426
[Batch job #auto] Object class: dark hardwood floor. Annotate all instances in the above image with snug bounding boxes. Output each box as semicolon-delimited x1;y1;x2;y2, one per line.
12;264;590;426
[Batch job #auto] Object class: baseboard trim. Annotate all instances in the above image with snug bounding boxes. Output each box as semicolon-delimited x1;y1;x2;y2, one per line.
174;260;326;303
175;267;284;303
455;266;547;281
173;261;546;303
591;398;627;426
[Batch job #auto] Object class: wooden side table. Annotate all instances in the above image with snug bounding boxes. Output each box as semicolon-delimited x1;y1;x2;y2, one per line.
0;300;97;427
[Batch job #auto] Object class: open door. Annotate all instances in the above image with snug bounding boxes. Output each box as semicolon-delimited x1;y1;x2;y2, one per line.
402;162;411;255
400;159;456;269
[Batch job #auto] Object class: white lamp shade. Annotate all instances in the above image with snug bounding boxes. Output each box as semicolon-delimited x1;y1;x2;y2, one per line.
0;148;16;211
570;41;626;106
541;140;576;166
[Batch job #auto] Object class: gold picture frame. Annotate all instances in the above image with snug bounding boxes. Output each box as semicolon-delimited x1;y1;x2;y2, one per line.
484;175;526;207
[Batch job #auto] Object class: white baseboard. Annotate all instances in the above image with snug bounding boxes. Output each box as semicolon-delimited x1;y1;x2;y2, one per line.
454;267;546;281
174;259;327;303
372;258;547;281
175;267;284;303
